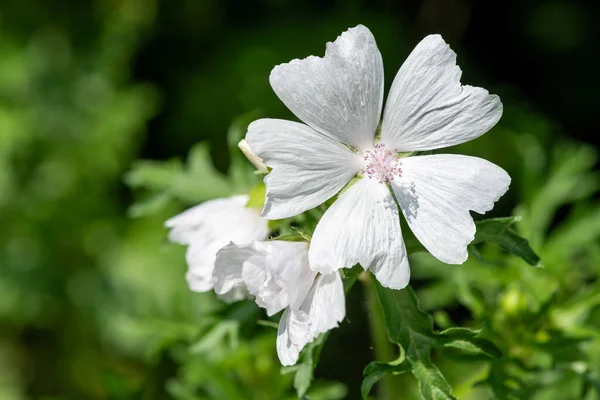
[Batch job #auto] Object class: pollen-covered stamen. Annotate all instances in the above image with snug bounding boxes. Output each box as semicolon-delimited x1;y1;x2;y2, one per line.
361;143;402;183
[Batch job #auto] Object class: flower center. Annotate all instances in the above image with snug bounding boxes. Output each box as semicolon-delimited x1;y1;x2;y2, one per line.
361;143;402;183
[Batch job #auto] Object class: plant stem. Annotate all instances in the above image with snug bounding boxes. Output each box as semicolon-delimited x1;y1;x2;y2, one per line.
361;272;398;400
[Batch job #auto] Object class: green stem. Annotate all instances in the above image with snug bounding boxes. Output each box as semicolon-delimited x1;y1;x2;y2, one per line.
362;272;399;400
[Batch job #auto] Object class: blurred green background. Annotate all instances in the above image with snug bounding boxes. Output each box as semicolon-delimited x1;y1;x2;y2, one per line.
1;0;600;399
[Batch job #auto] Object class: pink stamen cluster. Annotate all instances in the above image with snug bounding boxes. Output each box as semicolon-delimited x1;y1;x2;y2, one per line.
362;143;402;183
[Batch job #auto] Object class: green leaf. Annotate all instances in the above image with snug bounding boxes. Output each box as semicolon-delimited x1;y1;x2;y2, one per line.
282;333;328;398
472;217;542;267
411;360;455;400
361;348;411;399
183;143;232;200
189;320;239;354
127;191;173;218
438;327;503;358
369;284;502;400
246;183;266;209
125;142;233;216
125;158;184;190
372;284;455;399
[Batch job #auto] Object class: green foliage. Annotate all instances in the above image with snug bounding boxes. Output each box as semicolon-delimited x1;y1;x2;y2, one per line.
283;333;329;399
470;217;542;267
362;284;501;400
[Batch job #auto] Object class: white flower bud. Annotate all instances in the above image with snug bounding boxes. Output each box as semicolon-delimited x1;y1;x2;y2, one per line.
238;139;268;173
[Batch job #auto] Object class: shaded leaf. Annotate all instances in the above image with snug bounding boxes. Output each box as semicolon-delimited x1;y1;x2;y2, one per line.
373;284;454;399
411;360;455;400
473;217;542;267
438;327;502;358
371;284;501;400
361;348;410;399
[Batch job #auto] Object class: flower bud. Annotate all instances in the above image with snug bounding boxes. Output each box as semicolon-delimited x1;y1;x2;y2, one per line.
238;139;268;173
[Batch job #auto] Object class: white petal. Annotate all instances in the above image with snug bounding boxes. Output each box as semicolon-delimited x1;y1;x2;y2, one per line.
165;196;270;292
391;154;511;264
266;241;317;309
276;272;345;366
240;244;291;316
269;25;383;151
309;178;410;290
165;196;269;244
380;35;502;151
216;285;249;303
185;242;222;292
246;119;362;219
300;272;345;337
214;241;317;316
212;242;255;297
276;309;308;366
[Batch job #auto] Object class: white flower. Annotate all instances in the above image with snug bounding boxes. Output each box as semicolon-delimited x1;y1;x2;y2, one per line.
165;195;270;299
245;26;510;289
213;240;345;365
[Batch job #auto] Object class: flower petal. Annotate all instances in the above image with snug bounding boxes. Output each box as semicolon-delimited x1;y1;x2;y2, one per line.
276;309;308;366
212;241;255;299
309;178;410;290
391;154;511;264
266;241;317;310
276;272;345;366
165;196;269;245
214;241;317;316
185;241;222;292
246;119;362;219
165;196;270;293
381;35;502;151
269;25;383;151
300;272;345;337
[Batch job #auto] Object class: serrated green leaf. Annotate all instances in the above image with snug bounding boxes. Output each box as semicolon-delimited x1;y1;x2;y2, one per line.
473;217;542;267
361;348;410;399
371;284;502;400
412;360;456;400
438;327;503;358
373;283;454;399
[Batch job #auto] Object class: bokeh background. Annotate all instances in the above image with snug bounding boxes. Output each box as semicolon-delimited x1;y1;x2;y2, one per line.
1;0;600;399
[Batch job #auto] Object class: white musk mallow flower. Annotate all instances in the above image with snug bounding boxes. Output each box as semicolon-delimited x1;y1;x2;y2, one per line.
165;195;269;299
245;26;511;289
213;240;345;365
